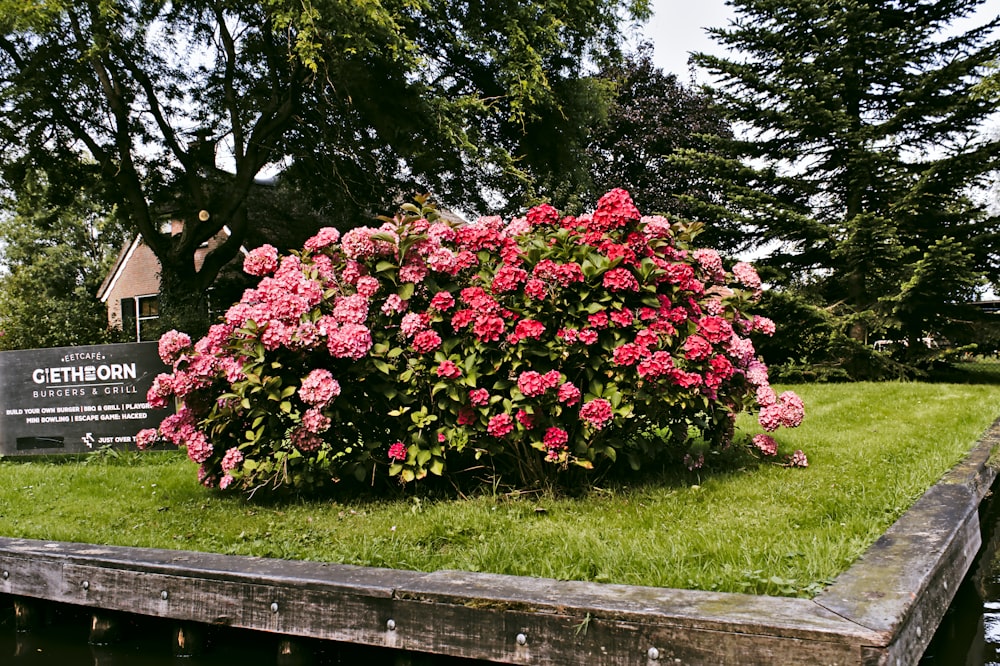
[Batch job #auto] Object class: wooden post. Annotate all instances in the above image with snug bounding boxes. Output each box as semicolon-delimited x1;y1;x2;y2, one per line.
172;622;207;657
13;598;43;632
89;611;123;645
277;637;314;666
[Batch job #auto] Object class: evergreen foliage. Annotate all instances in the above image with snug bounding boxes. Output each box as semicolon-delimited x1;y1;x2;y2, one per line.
689;0;1000;371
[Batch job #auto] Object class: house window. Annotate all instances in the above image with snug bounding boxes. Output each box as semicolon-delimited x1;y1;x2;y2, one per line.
121;295;160;342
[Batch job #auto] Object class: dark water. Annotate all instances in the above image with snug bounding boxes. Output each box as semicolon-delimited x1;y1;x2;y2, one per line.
920;489;1000;665
4;500;1000;666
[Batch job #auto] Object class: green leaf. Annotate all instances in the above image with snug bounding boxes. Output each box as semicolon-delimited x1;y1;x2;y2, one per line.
399;282;415;300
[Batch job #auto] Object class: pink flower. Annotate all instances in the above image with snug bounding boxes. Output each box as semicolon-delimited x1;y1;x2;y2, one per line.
524;279;547;299
299;369;341;407
436;360;463;379
588;311;609;329
221;447;244;473
219;475;234;490
788;450;809;468
557;382;581;406
671;369;702;388
508;319;545;344
412;330;443;353
637;351;674;379
157;330;192;365
400;312;429;337
327;323;373;359
430;291;455;311
697;316;733;344
733;262;762;290
304;227;341;250
693;248;725;282
333;294;369;324
543;427;569;449
526;202;560;227
542;370;561;388
759;404;782;431
388;441;408;461
185;431;213;464
612;343;646;366
244;244;279;276
381;294;408;315
756;385;777;407
517;371;548;397
752;434;778;456
451;309;475;330
708;355;734;381
610;308;634;327
683;335;712;361
746;361;769;387
399;261;428;284
302;408;331;433
198;465;217;488
460;286;499;313
135;428;159;451
457;407;477;425
779;391;805;428
355;276;380;297
426;247;457;273
580;398;613;430
487;413;515;437
291;427;323;453
427;222;456;243
147;373;174;409
634;328;659;348
516;410;535;429
472;315;505;343
469;388;490;406
492;264;528;293
752;315;776;336
341;227;386;259
641;215;673;239
603;267;639;292
590;188;640;232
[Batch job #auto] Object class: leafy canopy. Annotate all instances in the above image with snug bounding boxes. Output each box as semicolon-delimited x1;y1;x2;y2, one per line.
0;0;649;335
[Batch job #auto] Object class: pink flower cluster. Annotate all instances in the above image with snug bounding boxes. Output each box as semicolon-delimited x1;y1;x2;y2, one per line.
141;188;804;491
299;369;341;407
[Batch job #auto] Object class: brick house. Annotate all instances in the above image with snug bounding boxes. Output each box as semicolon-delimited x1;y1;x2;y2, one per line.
97;221;242;341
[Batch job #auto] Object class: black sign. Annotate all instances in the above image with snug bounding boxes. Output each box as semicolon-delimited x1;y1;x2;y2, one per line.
0;342;171;455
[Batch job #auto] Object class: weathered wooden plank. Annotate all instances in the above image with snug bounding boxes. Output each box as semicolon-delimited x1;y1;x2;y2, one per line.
815;482;982;665
0;538;876;665
397;570;874;644
0;418;992;665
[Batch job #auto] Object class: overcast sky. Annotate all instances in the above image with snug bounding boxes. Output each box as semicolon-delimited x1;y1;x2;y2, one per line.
635;0;735;79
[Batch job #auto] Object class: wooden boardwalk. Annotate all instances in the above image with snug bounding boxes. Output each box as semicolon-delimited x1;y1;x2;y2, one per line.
1;419;997;665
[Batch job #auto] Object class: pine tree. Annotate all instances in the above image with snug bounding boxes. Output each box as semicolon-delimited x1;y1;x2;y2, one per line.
692;0;1000;358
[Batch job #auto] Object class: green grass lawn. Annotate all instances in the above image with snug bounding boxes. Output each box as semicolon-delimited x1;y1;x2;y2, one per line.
0;381;996;597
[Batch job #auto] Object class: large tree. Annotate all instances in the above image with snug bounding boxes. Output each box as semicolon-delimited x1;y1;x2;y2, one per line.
692;0;1000;357
0;0;648;334
584;47;735;247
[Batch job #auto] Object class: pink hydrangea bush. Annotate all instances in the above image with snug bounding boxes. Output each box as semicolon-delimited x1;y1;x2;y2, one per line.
142;190;804;492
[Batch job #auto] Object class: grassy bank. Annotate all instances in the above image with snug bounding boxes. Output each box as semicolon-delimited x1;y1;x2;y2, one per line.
0;381;997;597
